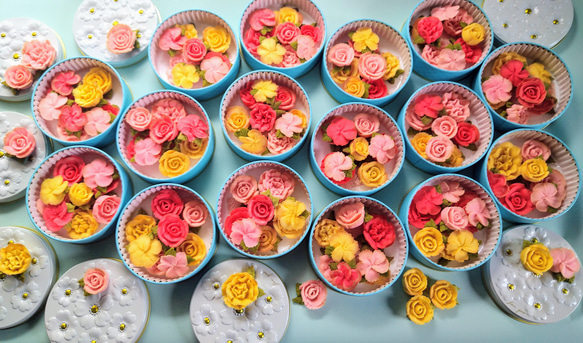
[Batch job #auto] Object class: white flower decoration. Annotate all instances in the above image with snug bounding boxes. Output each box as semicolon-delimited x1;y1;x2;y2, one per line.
51;276;82;307
106;0;129;11
0;45;20;63
525;292;555;321
0;158;8;172
498;240;522;267
78;0;106;22
525;271;545;291
496;269;526;302
130;0;156;23
10;281;41;311
0;170;22;197
46;309;79;342
523;226;551;247
112;275;139;307
0;295;7;321
101;8;130;27
0;22;18;48
1;275;19;292
202;270;227;301
0;228;25;245
215;329;244;343
76;26;100;49
256;285;285;315
219;303;259;332
0;113;10;134
554;281;583;307
79;327;109;343
192;303;219;336
74;294;114;329
107;311;138;343
27;246;49;278
20;21;49;38
247;319;278;343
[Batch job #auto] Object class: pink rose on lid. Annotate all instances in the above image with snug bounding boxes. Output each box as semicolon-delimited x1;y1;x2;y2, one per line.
431;116;458;139
436;49;466;71
125;107;152;132
299;280;327;310
92;195;121;224
550;248;580;279
38;92;68;120
84;107;111;137
296;35;317;60
106;24;137;54
157;214;189;247
54;155;85;184
521;139;551;161
151;98;186;123
200;54;231;84
275;86;296;111
487;170;509;198
425;135;454;163
275;112;303;138
21;39;56;70
158;252;190;278
530;182;562;212
322;152;353;183
267;129;294;154
230;218;262;248
353;113;380;138
51;71;81;96
441;206;468;231
482;75;512;105
43;202;74;232
326;116;357;146
230;175;259;204
249;8;276;31
275;21;300;45
177;114;209;141
421;44;440;66
58;104;87;132
182;38;207;64
328;43;355;67
356;249;390;283
330;262;361;292
4;65;33;90
369;134;396;164
300;25;321;45
358;52;386;81
258;169;295;200
83;158;115;189
3;127;36;158
442;92;470;122
83;268;109;294
151;189;184;220
334;202;365;230
417;16;443;44
133;137;161;166
183;200;208;227
158;27;187;51
248;194;275;226
464;197;490;227
149;115;179;144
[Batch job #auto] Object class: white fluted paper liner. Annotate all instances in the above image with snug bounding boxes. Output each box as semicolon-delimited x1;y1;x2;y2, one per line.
0;18;65;102
217;161;312;257
312;103;404;192
484;225;583;324
117;184;215;283
485;130;580;220
221;71;310;158
479;43;572;127
403;82;493;169
32;57;126;143
408;0;493;69
407;174;502;270
117;91;211;180
310;197;407;295
149;10;238;89
325;19;412;98
27;147;125;242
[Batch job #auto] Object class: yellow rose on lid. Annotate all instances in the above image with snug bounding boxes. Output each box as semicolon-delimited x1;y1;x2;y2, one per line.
225;106;250;132
358;161;387;188
413;227;445;257
0;243;31;275
202;25;231;53
411;132;432;159
406;295;434;325
66;210;98;239
343;77;366;98
176;23;197;39
402;268;428;296
275;7;303;25
222;272;259;310
521;243;553;275
445;230;479;263
127;235;162;268
257;37;286;65
82;67;112;94
125;214;156;242
159;150;190;178
40;175;68;205
180;139;208;159
251;80;278;103
72;82;103;108
487;141;522;181
172;63;199;89
273;198;308;239
521;158;550;182
328;230;359;263
430;280;458;310
68;182;94;207
461;23;485;46
177;232;207;266
351;27;379;53
239;129;268;155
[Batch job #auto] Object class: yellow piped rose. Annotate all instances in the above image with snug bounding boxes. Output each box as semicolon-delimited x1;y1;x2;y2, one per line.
343;77;366;98
487;142;522;181
275;7;303;25
68;183;94;207
177;232;207;266
492;52;527;75
257;37;286;65
0;243;31;275
180;138;208;159
461;23;485;46
350;137;369;161
430;280;458;310
520;243;553;275
358;161;387;188
521;158;550;182
176;23;198;39
222;272;259;310
411;132;432;159
413;227;445;257
239;129;268;155
382;52;400;80
127;235;162;268
72;82;103;108
351;27;379;52
66;210;98;239
314;219;344;247
202;25;231;53
402;268;428;296
406;295;434;325
444;147;464;167
273;198;308;239
125;214;156;242
40;175;68;205
328;230;359;263
172;63;199;89
251;80;278;102
331;57;359;84
159;150;190;177
82;67;112;94
527;62;553;86
445;230;479;263
225;106;250;132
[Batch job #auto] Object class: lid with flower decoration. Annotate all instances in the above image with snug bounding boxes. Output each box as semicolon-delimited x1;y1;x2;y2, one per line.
0;226;58;329
73;0;161;68
189;259;290;343
44;258;150;342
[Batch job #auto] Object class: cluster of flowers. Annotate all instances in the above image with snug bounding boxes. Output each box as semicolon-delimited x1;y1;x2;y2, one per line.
0;242;31;282
315;202;396;292
221;265;264;311
38;155;121;239
226;79;307;155
124;97;209;178
320;114;397;189
411;5;486;71
106;24;140;54
126;189;208;279
407;92;479;167
2;39;56;94
158;23;232;88
37;67;119;142
520;239;580;283
78;268;109;296
2;127;36;159
487;139;567;216
409;181;488;265
243;6;321;67
224;169;309;254
402;268;459;325
327;27;403;99
291;279;327;310
481;52;556;124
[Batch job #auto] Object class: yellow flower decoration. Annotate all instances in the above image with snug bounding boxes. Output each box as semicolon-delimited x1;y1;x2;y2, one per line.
290;109;308;128
273;198;308;239
314;219;344;247
350;137;369;161
430;280;458;310
251;80;278;103
382;52;401;80
180;138;208;159
521;243;553;275
0;243;31;275
222;272;259;310
357;161;387;188
159;150;190;178
521;158;550;183
331;57;359;84
487;142;522;181
275;7;303;25
72;82;103;108
256;37;286;65
343;76;366;98
176;23;198;39
461;23;485;46
68;182;94;207
202;25;231;53
328;230;359;263
127;235;163;268
125;214;156;242
444;146;464;167
413;227;445;257
239;129;268;155
410;132;432;159
66;210;98;239
82;67;113;94
527;62;553;86
350;27;379;52
40;175;68;205
445;230;480;263
492;52;528;75
225;106;250;132
172;63;199;89
406;295;434;325
177;232;207;266
402;268;428;296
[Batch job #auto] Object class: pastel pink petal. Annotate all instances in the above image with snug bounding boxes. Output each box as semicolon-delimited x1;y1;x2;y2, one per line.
531;183;562;212
483;75;513;104
39;92;68;120
431;5;460;21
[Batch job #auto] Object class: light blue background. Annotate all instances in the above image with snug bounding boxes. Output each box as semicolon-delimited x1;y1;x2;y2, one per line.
1;0;582;342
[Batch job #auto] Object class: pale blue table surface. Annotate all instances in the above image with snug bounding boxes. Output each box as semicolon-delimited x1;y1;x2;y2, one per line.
1;0;582;342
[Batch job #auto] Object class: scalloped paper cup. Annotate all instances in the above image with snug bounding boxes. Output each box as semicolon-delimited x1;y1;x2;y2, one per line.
116;183;217;284
321;19;412;106
31;57;132;148
398;174;502;271
26;146;132;244
309;196;408;296
148;10;240;101
220;70;311;162
403;0;493;81
116;90;215;184
239;0;326;78
309;103;405;195
217;161;313;259
398;81;493;174
473;42;573;132
478;129;580;224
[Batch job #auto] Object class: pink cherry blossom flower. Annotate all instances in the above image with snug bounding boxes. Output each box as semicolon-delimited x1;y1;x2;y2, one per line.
550;248;581;279
51;71;81;96
230;218;262;248
439;180;465;203
531;182;563;212
38;92;68;120
431;5;460;21
482;74;513;104
133;137;162;166
356;249;390;283
323;152;353;182
274;112;303;137
84;107;111;136
368;134;396;164
157;252;190;278
83;158;115;188
464;197;490;227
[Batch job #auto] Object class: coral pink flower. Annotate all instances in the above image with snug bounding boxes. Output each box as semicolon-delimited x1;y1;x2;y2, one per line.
417;16;443;44
247;194;275;226
83;158;115;188
267;129;294;154
413;186;443;216
482;75;513;104
330;262;361;292
543;170;567;202
244;28;262;55
53;155;85;184
296;35;317;60
149;115;178;144
43;201;74;232
299;280;327;310
158;27;187;51
258;169;295;200
455;38;482;65
84;107;111;136
405;109;431;131
58;104;86;132
151;189;184;220
369;134;396;164
322;151;353;182
3;127;36;158
106;24;137;54
274;112;303;137
250;103;277;133
133;137;161;166
177;114;209;141
230;218;262;248
364;215;396;249
356;249;390;283
439;180;465;203
531;182;563;212
157;214;189;247
157;252;190;278
550;248;580;279
182;38;207;64
200;55;230;84
487;171;509;198
437;49;466;71
151;98;187;122
500;60;529;87
453;121;479;147
248;8;276;31
521;139;551;161
21;39;56;70
334;202;365;229
319;255;333;280
441;206;468;231
431;5;460;21
442;92;470;122
421;44;440;66
506;104;529;124
431;116;458;139
280;46;301;68
502;183;534;216
183;200;208;227
425;135;454;163
4;65;33;89
125;107;152;132
328;43;356;67
92;195;121;224
51;71;81;96
464;197;490;227
274;21;300;45
414;94;443;119
38;92;68;120
358;52;387;81
364;78;388;99
300;25;321;44
326;116;357;146
230;175;259;204
239;81;257;109
275;86;296;111
83;268;109;294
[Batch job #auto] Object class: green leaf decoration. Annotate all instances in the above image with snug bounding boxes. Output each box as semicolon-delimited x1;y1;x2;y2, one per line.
147;232;154;240
347;259;357;269
250;89;259;96
364;212;373;223
299;58;306;63
151;225;158;236
387;256;394;263
348;32;355;40
459;22;468;28
467;252;479;260
407;127;420;136
168;49;176;57
272;37;279;44
343;169;353;178
547;206;558;214
435;184;442;193
325;245;335;257
292;296;304;305
260;27;268;35
442;235;448;245
393;69;404;79
66;203;76;213
300;210;310;218
234;128;250;138
424;219;437;229
262;148;271;156
272;101;282;111
439;222;449;233
476;223;484;231
420;116;433;125
137;208;148;216
442;199;452;207
329;262;338;270
322;131;332;142
245;265;256;279
257;288;265;298
275;110;287;116
437;258;449;267
1;81;19;95
362;82;371;99
276;130;286;139
259;36;266;44
165;248;177;256
290;41;298;51
466;143;477;151
202;79;212;87
413;36;426;44
379;270;390;278
78;278;85;287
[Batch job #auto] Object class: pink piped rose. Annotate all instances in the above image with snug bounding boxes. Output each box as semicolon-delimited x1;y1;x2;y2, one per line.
421;44;440;66
151;189;184;220
369;134;396;164
363;215;396;250
322;152;354;183
530;182;562;212
106;24;136;54
183;200;208;227
125;107;152;132
482;74;512;105
487;170;509;198
364;78;388;99
230;218;262;248
356;249;390;283
158;27;187;51
54;155;85;184
441;206;468;231
230;175;259;204
43;201;74;232
21;39;56;70
157;214;189;247
177;114;209;141
436;49;466;71
431;116;458;139
417;16;443;44
133;137;161;166
3;127;36;158
464;197;490;227
353;113;379;138
250;103;277;133
83;268;109;294
326;116;357;146
425;136;454;163
38;92;68;120
328;43;354;67
240;81;258;109
244;28;262;55
296;35;317;60
280;47;301;68
51;71;81;96
182;38;207;64
58;104;87;132
358;52;386;81
249;8;276;31
83;158;115;189
299;280;327;310
550;248;580;279
499;60;529;87
92;195;121;224
84;107;111;136
414;94;443;119
157;252;190;278
223;207;250;237
267;129;294;154
334;202;365;230
330;262;361;292
439;181;465;204
200;54;230;84
521;139;551;161
275;86;296;111
149;115;178;144
274;112;303;138
258;169;295;200
442;92;470;122
274;21;300;45
4;65;33;90
453;122;479;147
248;194;275;226
151;98;187;122
300;25;321;45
